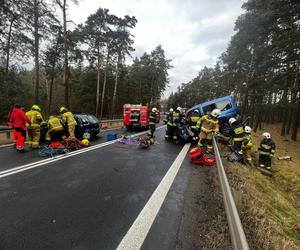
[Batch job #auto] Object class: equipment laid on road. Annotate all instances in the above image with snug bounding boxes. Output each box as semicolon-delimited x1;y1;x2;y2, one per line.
189;147;216;166
107;133;118;141
139;137;150;149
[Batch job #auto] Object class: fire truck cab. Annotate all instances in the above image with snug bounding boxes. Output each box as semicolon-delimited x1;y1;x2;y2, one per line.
123;104;149;130
123;104;160;130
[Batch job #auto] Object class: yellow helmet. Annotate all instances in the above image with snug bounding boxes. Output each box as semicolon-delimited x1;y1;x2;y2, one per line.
32;105;41;111
81;139;89;146
59;106;68;113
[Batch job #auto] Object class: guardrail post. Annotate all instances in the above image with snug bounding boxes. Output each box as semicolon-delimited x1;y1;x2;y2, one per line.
213;136;249;250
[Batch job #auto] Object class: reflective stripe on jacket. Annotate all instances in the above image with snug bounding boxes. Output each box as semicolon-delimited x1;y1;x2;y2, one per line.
189;115;200;129
26;110;43;127
149;112;156;124
62;111;77;126
48;117;64;131
258;138;276;156
242;135;253;150
196;115;219;133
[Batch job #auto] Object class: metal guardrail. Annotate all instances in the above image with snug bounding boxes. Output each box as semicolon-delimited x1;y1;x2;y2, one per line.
213;136;249;250
101;119;123;123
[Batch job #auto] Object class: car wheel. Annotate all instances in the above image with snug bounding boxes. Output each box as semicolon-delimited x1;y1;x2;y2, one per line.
82;131;91;140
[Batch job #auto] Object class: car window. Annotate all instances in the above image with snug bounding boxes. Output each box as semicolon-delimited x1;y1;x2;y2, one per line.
80;115;89;124
202;104;216;115
216;100;232;111
87;115;99;123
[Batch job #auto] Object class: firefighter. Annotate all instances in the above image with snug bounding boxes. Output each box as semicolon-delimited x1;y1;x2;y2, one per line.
9;104;31;151
25;105;44;149
148;107;158;143
228;117;245;151
196;109;221;153
239;126;253;163
188;109;201;140
165;108;174;140
163;108;173;124
45;116;65;142
7;105;18;145
59;107;77;139
258;132;276;170
172;107;183;140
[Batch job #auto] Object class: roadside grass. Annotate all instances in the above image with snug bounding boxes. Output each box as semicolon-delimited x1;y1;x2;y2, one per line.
225;123;300;249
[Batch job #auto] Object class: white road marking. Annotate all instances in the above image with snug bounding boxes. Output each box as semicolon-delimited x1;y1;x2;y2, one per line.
116;143;191;250
0;143;15;148
0;125;166;179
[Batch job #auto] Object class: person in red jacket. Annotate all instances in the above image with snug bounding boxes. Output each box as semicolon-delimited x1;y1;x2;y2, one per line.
9;104;31;151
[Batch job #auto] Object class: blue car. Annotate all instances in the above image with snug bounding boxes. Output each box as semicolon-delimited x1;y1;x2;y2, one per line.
186;95;238;124
74;114;101;140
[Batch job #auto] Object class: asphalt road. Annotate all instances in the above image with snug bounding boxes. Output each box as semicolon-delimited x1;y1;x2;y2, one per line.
0;125;196;249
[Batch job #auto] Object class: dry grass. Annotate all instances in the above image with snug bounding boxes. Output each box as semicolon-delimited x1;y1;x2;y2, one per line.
224;123;300;249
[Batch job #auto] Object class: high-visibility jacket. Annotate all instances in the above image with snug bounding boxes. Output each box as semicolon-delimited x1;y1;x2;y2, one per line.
230;122;244;141
26;110;44;128
172;111;181;125
48;117;64;131
9;108;31;130
196;115;219;134
149;111;157;125
258;138;276;157
242;134;253;150
61;111;77;126
189;114;200;129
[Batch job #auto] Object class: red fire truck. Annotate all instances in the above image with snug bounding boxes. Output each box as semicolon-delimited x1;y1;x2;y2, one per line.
123;104;160;130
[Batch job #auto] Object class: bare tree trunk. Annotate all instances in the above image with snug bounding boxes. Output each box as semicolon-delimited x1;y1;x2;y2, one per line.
96;48;101;118
5;19;14;74
62;0;69;107
34;0;40;104
111;54;121;118
280;78;289;136
291;93;300;141
100;51;110;120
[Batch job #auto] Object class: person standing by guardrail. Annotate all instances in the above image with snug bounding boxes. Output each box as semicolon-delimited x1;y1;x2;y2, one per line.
9;104;31;151
196;109;221;153
7;105;18;145
148;107;158;144
25;105;45;149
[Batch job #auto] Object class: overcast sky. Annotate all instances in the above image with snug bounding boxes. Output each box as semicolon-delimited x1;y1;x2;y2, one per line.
68;0;245;97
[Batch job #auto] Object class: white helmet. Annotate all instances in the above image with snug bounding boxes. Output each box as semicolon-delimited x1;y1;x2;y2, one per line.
262;132;271;139
194;109;199;114
169;108;174;112
244;126;252;133
176;107;182;112
228;117;237;125
152;107;158;112
211;109;221;118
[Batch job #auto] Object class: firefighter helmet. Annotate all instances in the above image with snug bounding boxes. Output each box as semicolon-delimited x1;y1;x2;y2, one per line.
59;106;68;113
152;107;158;112
31;105;41;111
211;109;221;118
81;139;89;146
245;126;252;133
262;132;271;139
169;108;174;112
176;107;182;112
228;117;236;125
194;109;199;114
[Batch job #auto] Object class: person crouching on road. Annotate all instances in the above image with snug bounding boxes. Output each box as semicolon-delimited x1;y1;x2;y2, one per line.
25;105;44;149
239;126;253;164
228;117;245;151
196;109;221;153
148;107;158;143
9;104;31;151
258;132;276;170
46;116;65;142
59;106;77;140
